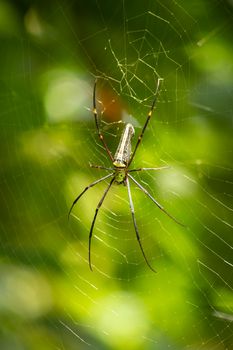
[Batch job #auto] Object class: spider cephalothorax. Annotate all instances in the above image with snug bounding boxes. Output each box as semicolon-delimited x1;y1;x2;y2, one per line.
69;79;184;272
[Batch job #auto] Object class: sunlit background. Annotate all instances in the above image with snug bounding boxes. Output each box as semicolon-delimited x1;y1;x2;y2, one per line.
0;0;233;349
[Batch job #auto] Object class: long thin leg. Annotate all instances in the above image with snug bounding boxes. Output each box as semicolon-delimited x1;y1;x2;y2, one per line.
128;78;163;167
89;163;114;171
128;174;185;226
89;177;115;271
126;177;156;273
68;173;114;220
93;80;114;162
128;166;170;173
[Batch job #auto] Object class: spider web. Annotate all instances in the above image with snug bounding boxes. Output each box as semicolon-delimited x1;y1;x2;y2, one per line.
1;0;233;349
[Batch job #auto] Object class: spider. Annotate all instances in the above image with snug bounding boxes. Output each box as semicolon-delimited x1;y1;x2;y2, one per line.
69;78;183;272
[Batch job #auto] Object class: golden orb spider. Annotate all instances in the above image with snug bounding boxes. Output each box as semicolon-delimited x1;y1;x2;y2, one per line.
69;79;184;272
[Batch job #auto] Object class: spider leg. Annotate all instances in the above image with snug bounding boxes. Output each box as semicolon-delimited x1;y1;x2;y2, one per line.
128;78;163;167
88;177;115;271
93;80;114;162
68;173;114;220
128;174;185;227
126;177;156;273
128;166;170;173
89;163;114;171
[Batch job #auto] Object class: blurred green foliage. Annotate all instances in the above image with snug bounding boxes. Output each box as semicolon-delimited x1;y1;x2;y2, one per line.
0;0;233;349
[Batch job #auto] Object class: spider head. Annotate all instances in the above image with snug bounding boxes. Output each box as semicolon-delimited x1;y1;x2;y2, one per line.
114;166;127;184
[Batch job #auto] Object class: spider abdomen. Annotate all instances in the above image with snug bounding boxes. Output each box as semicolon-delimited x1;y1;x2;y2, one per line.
113;123;135;167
